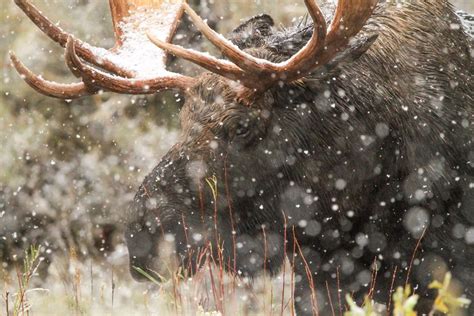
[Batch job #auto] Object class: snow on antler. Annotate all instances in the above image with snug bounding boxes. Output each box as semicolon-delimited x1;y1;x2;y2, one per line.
89;2;185;78
10;0;194;99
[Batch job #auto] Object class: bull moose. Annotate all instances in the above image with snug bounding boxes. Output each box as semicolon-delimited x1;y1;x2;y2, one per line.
10;0;474;314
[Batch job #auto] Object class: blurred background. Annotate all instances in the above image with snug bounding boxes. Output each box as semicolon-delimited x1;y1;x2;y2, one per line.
0;0;472;314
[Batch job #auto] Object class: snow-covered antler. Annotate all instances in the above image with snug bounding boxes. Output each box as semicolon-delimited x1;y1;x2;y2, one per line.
149;0;378;93
10;0;195;99
10;0;378;101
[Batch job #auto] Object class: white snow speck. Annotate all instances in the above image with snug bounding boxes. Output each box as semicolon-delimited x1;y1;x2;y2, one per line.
465;228;474;244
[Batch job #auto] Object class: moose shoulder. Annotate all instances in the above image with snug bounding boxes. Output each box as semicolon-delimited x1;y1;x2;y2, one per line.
11;0;473;315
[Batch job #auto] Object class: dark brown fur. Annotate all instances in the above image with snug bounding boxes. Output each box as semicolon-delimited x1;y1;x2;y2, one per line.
126;1;474;314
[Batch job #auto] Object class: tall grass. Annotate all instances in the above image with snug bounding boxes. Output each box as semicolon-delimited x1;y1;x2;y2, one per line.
8;245;44;316
1;241;471;316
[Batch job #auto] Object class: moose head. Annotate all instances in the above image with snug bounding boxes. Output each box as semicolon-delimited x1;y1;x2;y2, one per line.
11;0;378;283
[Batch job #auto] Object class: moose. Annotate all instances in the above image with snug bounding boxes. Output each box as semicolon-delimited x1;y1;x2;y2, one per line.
10;0;474;314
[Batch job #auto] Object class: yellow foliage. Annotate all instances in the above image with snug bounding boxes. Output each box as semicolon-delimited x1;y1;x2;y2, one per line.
428;272;471;314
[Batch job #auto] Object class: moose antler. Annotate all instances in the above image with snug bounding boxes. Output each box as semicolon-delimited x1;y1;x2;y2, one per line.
11;0;378;101
10;0;195;99
149;0;378;92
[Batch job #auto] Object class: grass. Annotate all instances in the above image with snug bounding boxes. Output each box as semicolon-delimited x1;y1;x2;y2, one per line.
2;180;470;315
1;179;471;315
3;245;44;316
2;245;293;315
344;273;471;316
1;242;471;316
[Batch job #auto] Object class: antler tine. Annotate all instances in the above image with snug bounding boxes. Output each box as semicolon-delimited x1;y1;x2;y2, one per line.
182;1;326;78
13;0;377;100
271;0;327;80
316;0;379;67
147;33;249;84
9;51;96;99
329;0;378;40
14;0;134;78
149;1;326;88
65;37;196;94
180;2;278;74
64;38;86;80
150;0;377;92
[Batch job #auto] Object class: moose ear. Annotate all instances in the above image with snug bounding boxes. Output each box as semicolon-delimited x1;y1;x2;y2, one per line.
310;34;379;81
228;14;275;49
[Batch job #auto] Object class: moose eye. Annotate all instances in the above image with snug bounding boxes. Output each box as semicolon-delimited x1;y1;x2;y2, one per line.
235;125;250;138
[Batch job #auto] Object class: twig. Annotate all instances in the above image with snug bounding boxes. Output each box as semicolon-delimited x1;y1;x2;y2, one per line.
326;281;336;316
290;229;296;316
5;291;9;316
336;267;342;316
386;265;398;315
293;227;319;316
90;262;93;309
206;249;221;313
263;226;268;315
171;269;179;315
224;155;237;277
181;214;194;275
405;226;428;288
368;257;378;300
111;268;115;310
280;211;288;316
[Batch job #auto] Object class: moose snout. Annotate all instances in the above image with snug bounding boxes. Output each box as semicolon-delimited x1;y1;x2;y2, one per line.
126;219;183;283
126;228;158;282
